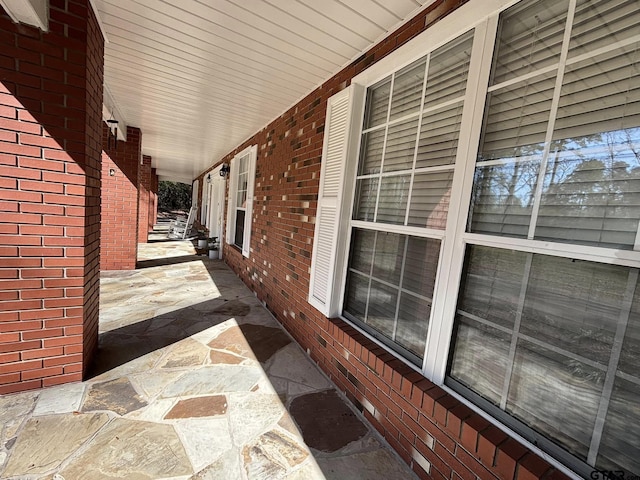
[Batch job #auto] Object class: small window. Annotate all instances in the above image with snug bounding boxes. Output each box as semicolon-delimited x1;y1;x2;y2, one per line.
226;145;257;257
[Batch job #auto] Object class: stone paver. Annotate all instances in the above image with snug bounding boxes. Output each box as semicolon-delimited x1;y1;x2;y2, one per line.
59;418;192;479
165;395;228;419
0;239;417;480
2;413;110;477
289;390;369;453
82;377;147;415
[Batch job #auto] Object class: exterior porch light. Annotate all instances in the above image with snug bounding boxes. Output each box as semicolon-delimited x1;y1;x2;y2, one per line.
220;163;230;177
106;118;118;149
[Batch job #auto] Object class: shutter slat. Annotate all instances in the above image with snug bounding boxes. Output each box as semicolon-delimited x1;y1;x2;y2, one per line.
312;204;337;300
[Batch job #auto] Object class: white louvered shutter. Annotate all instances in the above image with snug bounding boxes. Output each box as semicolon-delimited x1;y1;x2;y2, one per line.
242;145;257;258
309;84;364;317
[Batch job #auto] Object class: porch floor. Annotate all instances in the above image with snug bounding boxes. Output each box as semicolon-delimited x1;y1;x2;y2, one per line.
0;239;416;480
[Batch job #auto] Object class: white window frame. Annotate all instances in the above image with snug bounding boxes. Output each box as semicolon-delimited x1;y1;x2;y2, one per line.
339;0;505;379
201;175;209;225
309;0;640;477
226;145;257;258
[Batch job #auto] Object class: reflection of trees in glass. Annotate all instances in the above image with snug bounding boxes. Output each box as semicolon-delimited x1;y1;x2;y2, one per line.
543;131;631;205
470;149;541;236
538;128;640;246
475;159;540;208
471;127;640;246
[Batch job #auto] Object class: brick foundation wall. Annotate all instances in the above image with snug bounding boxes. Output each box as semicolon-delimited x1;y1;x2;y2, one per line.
0;0;104;393
137;155;151;243
197;1;572;479
100;125;141;270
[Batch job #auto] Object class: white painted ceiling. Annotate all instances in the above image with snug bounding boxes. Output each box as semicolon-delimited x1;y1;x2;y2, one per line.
94;0;433;183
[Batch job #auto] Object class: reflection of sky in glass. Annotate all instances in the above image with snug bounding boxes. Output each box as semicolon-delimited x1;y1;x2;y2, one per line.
479;143;546;164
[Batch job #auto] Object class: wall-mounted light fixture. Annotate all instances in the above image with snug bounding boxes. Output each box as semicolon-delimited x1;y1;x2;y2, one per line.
220;163;230;177
106;118;118;149
206;173;212;183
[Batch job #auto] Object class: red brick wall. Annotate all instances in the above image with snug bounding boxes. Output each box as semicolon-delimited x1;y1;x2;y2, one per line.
137;155;151;243
0;0;104;393
198;1;572;479
100;125;141;270
149;167;158;229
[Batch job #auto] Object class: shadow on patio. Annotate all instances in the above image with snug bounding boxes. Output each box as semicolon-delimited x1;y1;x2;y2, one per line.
0;240;416;480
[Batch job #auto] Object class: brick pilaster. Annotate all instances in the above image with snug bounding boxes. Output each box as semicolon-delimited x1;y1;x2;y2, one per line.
100;125;141;270
137;155;151;243
0;0;104;392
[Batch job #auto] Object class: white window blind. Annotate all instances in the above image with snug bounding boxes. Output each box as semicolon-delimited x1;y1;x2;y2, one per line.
354;30;474;231
491;0;569;85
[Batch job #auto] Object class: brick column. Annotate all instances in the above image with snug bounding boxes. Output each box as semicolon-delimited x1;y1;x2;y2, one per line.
100;125;141;270
137;155;151;243
0;1;104;393
150;167;158;230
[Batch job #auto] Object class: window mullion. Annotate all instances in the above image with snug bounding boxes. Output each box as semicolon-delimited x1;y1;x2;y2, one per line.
487;63;559;93
404;56;431;226
363;230;379;324
566;32;640;69
425;16;498;383
373;75;395;223
587;268;638;466
391;236;410;341
526;0;577;240
350;220;445;240
463;231;640;269
421;95;465;116
499;252;533;409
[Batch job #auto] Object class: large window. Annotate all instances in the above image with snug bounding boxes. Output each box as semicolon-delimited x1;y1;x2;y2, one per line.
447;0;640;475
343;31;474;362
309;0;640;477
226;145;257;258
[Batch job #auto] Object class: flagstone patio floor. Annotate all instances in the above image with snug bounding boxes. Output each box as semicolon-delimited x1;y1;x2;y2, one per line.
0;238;417;480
